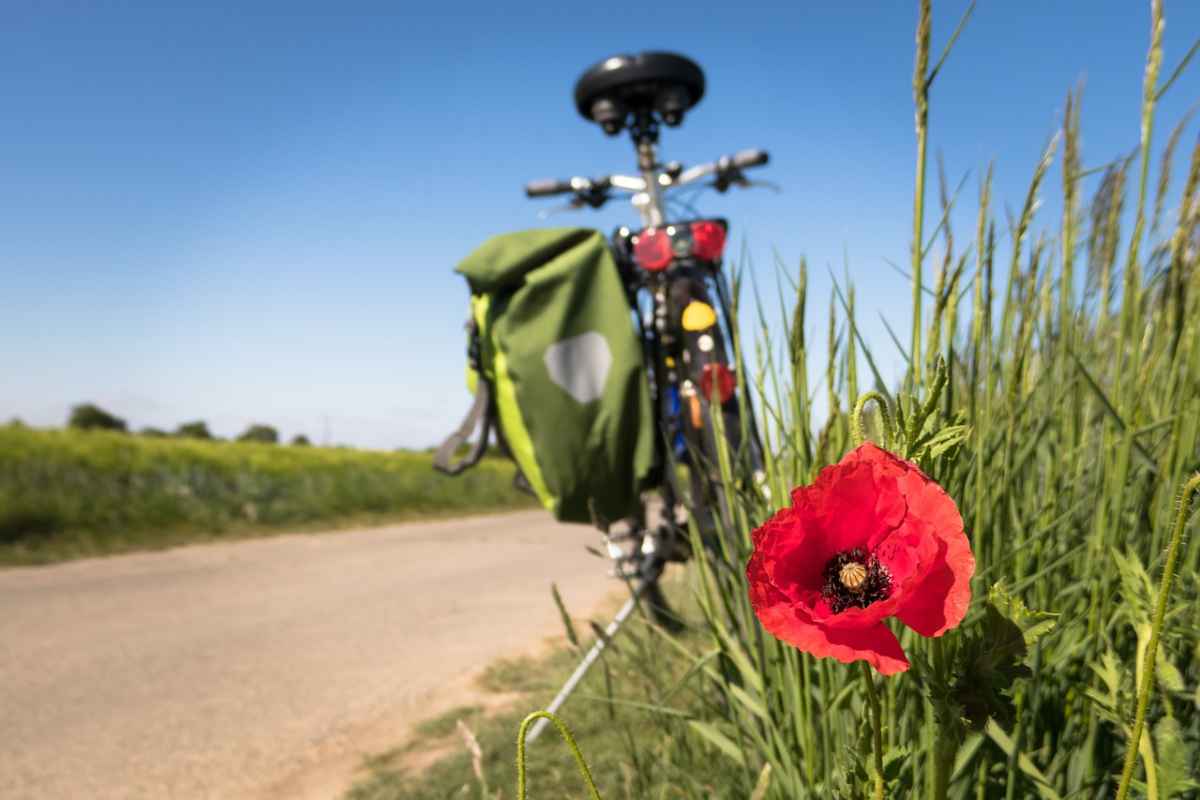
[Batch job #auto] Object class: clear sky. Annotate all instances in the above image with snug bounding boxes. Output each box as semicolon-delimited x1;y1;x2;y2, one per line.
2;1;1197;449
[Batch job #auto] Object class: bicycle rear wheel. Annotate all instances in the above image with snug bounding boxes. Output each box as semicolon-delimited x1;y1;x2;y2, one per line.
664;265;762;563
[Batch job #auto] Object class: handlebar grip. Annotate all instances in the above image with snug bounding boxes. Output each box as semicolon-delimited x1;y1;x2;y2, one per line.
524;179;573;198
731;149;769;169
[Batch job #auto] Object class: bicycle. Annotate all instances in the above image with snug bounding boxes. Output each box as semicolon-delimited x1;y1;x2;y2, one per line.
523;51;772;624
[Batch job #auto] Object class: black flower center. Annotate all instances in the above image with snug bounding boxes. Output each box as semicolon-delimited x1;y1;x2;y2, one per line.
821;548;892;613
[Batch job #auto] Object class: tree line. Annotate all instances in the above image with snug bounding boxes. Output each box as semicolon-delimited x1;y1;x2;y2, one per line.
66;403;311;446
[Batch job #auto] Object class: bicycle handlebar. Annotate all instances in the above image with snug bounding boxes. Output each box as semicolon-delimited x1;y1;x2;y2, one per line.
524;148;770;205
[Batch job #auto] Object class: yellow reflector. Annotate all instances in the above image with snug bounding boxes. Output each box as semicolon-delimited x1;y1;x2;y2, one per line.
682;301;717;331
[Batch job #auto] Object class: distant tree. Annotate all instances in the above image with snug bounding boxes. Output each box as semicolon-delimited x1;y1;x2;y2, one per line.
6;417;26;429
290;434;312;446
68;403;127;432
237;424;279;444
175;420;214;440
139;427;168;438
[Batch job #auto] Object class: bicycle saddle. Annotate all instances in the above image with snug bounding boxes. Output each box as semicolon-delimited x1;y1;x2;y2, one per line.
574;51;705;134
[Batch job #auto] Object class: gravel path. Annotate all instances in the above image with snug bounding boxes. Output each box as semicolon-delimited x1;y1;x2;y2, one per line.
0;512;615;799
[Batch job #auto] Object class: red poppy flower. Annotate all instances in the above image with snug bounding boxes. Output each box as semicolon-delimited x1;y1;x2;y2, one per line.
746;442;974;675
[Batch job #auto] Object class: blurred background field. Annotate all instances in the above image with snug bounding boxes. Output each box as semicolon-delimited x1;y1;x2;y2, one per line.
0;422;535;565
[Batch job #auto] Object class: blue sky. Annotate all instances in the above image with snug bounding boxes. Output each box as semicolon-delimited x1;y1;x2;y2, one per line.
2;1;1197;448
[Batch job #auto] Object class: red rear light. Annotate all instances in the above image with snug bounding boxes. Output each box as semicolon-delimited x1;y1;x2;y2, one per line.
691;220;726;261
700;362;736;404
633;228;673;271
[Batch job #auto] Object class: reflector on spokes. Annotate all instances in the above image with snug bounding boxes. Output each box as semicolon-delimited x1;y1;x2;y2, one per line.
700;362;736;404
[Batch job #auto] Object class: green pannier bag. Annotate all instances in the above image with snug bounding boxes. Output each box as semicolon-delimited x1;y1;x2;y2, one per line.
434;227;656;525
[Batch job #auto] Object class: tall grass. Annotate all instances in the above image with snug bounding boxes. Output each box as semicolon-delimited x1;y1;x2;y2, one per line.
673;2;1200;797
506;2;1200;798
0;425;535;564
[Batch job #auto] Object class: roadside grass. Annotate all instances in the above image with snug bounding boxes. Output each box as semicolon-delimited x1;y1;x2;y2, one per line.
345;569;754;799
0;424;536;565
412;706;489;740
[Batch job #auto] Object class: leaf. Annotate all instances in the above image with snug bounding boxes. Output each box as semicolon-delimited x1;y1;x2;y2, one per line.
1132;621;1187;698
951;733;986;783
1137;721;1160;800
1111;548;1155;622
748;762;772;800
881;746;915;794
1154;717;1199;798
831;715;875;800
1084;652;1129;727
1091;651;1124;703
924;423;971;459
951;588;1055;731
984;719;1064;800
687;720;746;768
713;626;765;695
727;683;768;722
550;582;580;652
909;421;970;464
988;582;1059;646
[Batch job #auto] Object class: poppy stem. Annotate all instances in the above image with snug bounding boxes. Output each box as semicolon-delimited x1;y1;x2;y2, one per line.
1114;472;1200;800
929;637;956;800
516;711;603;800
860;661;886;800
852;391;895;451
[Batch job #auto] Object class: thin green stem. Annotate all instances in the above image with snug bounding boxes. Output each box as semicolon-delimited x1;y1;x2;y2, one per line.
861;661;886;800
516;711;603;800
1114;473;1200;800
928;637;955;800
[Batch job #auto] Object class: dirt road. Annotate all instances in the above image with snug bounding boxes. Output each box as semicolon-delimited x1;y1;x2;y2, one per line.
0;512;617;799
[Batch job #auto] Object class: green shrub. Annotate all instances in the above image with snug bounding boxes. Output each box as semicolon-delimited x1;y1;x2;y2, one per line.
236;424;279;444
68;403;126;432
175;420;213;439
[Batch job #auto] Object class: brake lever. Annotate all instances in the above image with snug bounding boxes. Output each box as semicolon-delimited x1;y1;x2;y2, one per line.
537;187;609;216
743;178;783;193
713;166;746;193
710;173;781;194
536;198;585;219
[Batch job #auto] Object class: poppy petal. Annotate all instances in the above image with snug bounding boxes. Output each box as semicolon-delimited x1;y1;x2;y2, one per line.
759;506;833;596
801;621;910;675
892;458;973;636
801;461;907;552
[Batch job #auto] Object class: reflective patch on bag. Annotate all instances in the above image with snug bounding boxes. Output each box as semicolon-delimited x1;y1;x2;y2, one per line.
544;332;612;403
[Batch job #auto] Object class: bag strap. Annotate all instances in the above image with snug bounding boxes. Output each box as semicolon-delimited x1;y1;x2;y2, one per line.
433;378;493;475
511;467;535;496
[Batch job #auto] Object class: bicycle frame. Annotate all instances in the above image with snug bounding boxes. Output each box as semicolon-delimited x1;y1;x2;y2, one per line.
526;130;768;562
